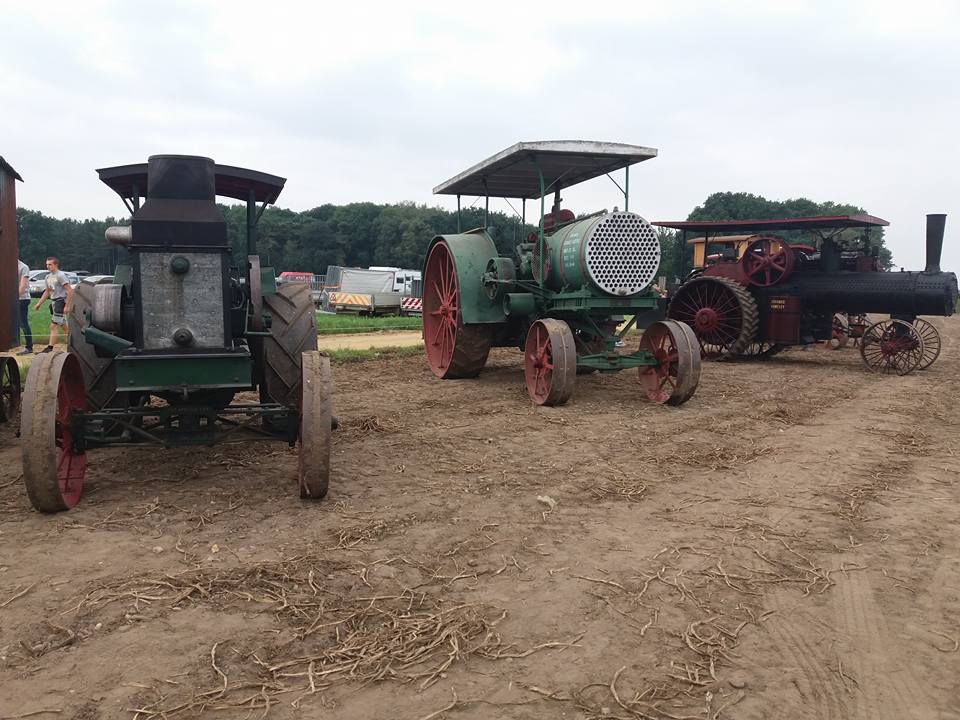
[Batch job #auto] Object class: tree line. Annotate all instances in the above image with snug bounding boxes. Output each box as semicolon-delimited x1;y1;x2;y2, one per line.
15;192;892;277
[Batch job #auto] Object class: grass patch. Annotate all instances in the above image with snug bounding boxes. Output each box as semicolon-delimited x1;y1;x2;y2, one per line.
315;313;421;335
326;345;423;364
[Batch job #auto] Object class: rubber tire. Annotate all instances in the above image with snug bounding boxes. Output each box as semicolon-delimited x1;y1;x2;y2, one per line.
262;283;319;407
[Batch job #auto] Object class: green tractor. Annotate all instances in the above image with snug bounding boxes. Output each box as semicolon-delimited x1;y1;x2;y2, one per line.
20;155;332;513
423;141;701;406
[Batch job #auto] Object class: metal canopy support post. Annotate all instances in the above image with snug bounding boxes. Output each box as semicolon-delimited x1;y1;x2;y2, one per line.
483;179;489;229
625;166;629;212
456;194;461;233
535;159;545;288
246;188;257;257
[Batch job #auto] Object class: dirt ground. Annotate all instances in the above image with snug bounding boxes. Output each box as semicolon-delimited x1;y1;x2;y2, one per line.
1;318;958;720
316;331;422;351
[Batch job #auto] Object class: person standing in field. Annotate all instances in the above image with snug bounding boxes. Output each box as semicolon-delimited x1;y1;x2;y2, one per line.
33;256;73;353
17;259;33;355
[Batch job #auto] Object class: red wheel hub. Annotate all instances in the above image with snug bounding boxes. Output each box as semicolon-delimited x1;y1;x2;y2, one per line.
693;307;720;332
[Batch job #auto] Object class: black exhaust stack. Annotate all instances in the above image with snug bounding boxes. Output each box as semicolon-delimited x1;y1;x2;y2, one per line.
924;213;946;274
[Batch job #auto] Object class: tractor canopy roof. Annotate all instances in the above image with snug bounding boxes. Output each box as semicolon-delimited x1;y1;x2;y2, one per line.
97;162;286;204
654;214;888;233
433;140;658;200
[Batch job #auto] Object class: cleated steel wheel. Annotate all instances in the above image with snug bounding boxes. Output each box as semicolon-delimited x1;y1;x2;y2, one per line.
912;318;941;370
524;318;576;406
298;351;332;500
0;356;21;423
423;241;491;378
667;276;758;359
21;352;88;512
859;319;924;375
638;320;701;405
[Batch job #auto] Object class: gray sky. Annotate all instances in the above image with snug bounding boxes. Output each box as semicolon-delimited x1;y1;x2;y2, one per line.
2;0;958;269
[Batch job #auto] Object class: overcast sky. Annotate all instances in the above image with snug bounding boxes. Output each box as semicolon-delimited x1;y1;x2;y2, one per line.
2;0;957;269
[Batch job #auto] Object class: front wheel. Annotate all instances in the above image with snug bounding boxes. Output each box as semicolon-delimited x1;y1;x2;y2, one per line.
298;351;333;500
523;319;576;406
21;352;88;512
859;319;924;376
638;320;701;406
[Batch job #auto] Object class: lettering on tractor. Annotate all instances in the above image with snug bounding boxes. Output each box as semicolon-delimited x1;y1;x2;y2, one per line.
424;140;701;407
657;214;958;374
20;155;334;513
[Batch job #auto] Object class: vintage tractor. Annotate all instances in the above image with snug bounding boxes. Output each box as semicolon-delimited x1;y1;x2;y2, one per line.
20;155;332;513
424;141;701;406
657;214;958;374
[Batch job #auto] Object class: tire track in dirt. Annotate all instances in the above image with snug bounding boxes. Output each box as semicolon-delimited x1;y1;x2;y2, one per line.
763;596;846;720
836;570;935;720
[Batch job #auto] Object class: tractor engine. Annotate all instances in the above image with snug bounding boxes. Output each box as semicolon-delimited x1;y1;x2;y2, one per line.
120;155;233;351
80;154;252;407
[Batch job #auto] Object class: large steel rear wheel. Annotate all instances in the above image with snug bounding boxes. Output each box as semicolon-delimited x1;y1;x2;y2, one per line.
524;319;576;406
21;352;88;513
667;276;758;359
0;357;21;423
638;320;701;405
859;319;924;375
298;351;332;500
913;318;941;370
262;282;319;407
423;241;491;379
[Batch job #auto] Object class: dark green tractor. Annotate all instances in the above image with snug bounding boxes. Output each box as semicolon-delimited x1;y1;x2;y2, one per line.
21;155;332;512
423;141;701;406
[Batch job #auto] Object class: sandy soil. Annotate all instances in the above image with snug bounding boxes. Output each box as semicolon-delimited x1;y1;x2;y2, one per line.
1;318;958;720
317;331;423;351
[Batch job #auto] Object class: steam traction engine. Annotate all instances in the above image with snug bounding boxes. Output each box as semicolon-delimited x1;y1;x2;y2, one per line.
424;141;700;406
20;155;332;513
658;214;958;374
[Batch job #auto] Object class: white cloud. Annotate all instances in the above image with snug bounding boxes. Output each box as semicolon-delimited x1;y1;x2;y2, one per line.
1;0;957;268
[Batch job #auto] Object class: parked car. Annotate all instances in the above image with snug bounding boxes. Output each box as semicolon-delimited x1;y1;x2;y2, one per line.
81;274;114;285
28;269;81;296
73;270;91;279
27;270;49;297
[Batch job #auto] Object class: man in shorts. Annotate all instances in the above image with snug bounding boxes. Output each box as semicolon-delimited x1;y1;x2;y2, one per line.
33;256;74;353
17;258;33;354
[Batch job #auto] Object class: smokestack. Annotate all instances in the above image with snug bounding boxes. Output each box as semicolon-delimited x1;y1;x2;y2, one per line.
925;213;946;274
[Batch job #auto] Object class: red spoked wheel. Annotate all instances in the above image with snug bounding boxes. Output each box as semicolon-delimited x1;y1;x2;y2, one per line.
667;276;758;359
423;241;491;379
912;318;941;370
638;320;701;405
524;319;576;406
741;237;795;287
21;352;88;512
0;356;21;423
859;319;925;375
298;351;332;500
